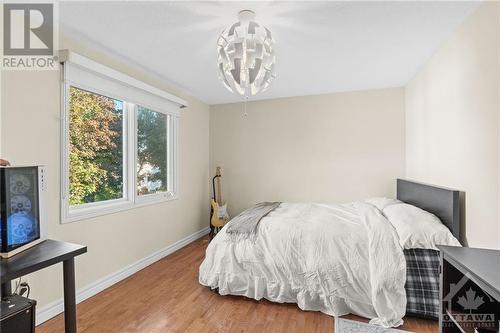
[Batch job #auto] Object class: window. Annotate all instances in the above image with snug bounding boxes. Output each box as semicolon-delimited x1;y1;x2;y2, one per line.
136;106;168;196
60;51;185;223
69;87;125;206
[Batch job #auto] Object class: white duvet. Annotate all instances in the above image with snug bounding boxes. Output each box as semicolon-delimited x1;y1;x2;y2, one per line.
199;202;408;327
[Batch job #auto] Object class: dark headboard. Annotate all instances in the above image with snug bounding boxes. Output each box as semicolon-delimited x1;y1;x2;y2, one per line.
396;179;461;241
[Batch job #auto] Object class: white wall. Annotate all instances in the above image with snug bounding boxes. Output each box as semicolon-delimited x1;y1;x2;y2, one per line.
405;1;500;249
0;35;210;314
210;88;405;215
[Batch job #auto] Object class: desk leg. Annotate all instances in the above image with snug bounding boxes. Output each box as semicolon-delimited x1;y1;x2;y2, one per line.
1;281;12;298
63;258;77;333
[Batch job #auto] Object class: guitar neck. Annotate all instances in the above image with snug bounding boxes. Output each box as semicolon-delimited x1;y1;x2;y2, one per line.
216;175;223;204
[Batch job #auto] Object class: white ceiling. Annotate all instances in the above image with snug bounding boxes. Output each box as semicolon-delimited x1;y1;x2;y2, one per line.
59;1;481;105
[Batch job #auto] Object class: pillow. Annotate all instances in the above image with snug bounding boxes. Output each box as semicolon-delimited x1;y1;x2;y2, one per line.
382;203;461;250
365;197;401;210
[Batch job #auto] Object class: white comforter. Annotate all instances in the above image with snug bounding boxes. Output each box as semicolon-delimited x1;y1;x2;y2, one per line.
199;202;407;327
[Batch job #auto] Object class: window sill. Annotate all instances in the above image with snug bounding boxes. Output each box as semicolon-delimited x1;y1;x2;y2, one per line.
61;194;179;224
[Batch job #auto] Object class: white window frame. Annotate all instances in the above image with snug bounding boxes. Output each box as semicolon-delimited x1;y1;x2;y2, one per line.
134;105;178;206
60;50;185;223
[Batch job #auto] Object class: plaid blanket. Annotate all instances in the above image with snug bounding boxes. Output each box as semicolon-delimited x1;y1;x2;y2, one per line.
404;248;440;319
225;202;281;241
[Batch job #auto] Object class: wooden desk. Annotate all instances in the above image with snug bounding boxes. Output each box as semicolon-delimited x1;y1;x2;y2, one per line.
1;240;87;333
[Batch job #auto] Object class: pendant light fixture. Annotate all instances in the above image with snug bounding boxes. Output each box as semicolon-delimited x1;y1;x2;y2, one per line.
217;10;276;98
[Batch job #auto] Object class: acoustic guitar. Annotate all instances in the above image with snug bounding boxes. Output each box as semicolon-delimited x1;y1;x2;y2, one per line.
210;167;229;239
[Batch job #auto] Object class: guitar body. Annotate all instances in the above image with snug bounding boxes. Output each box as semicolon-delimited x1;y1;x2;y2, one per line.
210;167;230;239
211;200;229;228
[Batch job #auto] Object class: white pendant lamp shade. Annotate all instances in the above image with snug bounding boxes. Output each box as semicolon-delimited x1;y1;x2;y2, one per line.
217;10;276;98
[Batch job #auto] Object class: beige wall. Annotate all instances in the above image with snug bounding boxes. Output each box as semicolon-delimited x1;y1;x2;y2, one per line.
210;88;405;216
0;36;210;311
1;0;498;321
405;1;500;249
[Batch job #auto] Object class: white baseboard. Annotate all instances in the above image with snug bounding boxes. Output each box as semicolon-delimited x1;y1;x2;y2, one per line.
36;227;210;325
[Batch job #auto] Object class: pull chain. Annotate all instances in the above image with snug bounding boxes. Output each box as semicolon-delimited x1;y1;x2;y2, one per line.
243;95;249;117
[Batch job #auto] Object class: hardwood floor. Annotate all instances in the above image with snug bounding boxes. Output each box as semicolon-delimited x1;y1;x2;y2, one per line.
37;236;438;332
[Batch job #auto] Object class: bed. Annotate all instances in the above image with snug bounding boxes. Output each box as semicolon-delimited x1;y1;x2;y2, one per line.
199;179;462;327
396;179;461;320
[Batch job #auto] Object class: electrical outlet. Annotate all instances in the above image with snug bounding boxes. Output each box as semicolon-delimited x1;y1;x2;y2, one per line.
20;276;31;287
19;284;28;297
14;276;32;297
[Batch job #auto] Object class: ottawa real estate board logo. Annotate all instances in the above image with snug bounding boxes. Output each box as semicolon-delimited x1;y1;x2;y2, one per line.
442;275;496;331
2;2;57;70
